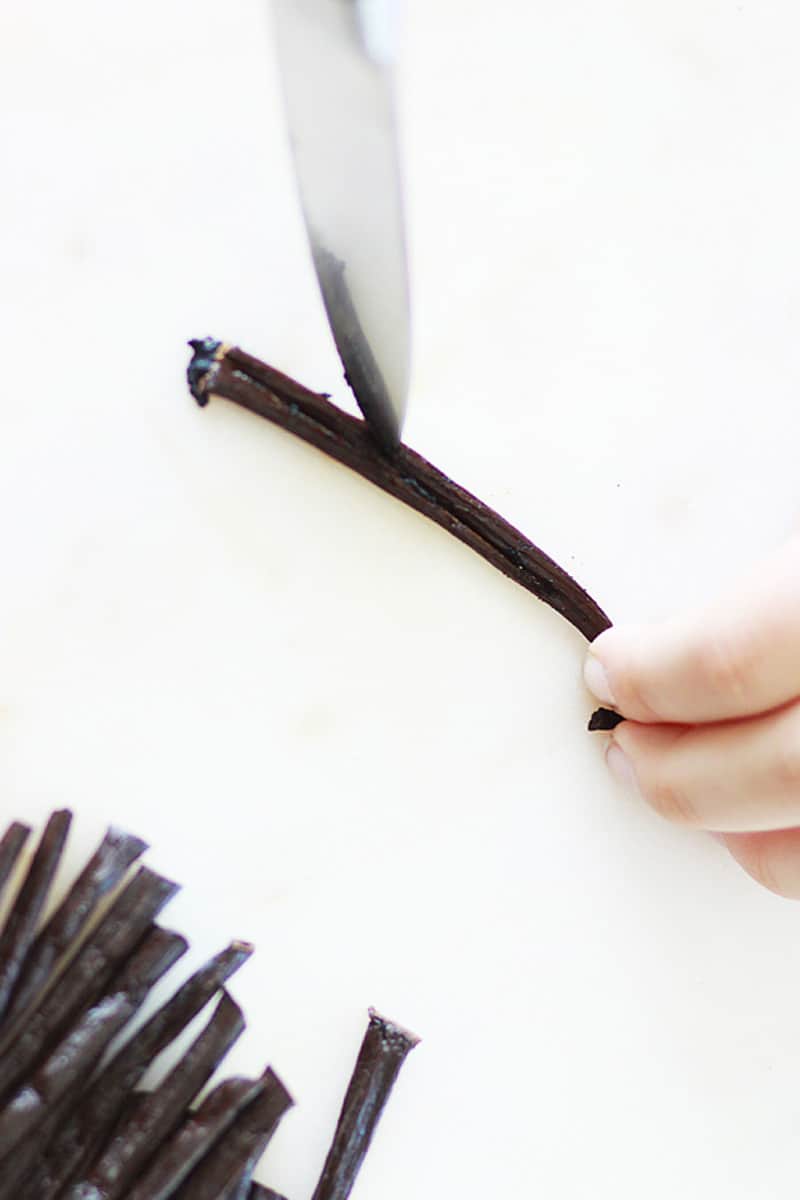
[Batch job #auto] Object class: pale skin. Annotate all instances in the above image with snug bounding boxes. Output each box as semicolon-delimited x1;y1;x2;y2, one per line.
583;536;800;900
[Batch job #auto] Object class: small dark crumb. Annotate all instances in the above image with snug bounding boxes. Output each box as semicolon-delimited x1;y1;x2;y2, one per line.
588;707;624;732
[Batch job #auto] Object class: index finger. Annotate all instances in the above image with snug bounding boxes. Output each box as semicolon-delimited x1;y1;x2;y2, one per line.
584;537;800;724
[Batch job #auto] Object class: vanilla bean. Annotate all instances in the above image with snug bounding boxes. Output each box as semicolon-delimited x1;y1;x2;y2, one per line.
26;941;253;1199
126;1077;265;1200
0;926;186;1158
249;1187;286;1200
6;826;148;1023
0;823;31;904
188;340;611;642
69;991;246;1200
311;1009;419;1200
0;866;178;1101
0;810;71;1026
172;1068;293;1199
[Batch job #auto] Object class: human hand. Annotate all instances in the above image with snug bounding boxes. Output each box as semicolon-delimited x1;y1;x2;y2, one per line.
583;537;800;898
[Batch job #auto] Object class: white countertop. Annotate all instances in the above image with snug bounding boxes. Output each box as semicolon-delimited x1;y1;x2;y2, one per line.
2;2;800;1195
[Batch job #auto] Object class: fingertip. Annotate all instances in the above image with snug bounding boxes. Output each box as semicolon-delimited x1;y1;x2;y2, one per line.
583;650;616;707
584;626;626;706
586;624;674;723
605;741;640;793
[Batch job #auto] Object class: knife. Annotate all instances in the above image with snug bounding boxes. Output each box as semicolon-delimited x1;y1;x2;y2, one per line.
270;0;410;454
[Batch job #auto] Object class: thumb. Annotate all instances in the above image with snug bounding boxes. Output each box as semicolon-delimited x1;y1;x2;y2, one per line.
584;539;800;725
584;624;684;724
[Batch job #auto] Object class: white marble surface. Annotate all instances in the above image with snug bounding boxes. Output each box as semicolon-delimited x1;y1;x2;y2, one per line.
2;2;800;1195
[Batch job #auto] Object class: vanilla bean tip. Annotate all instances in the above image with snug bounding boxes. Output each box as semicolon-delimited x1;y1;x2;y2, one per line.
230;939;255;956
187;337;223;407
587;707;625;732
366;1008;421;1053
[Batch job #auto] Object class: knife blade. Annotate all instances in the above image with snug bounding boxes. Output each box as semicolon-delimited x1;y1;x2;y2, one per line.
271;0;410;453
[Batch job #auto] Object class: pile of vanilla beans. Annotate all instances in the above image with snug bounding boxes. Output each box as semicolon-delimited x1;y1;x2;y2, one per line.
0;811;417;1198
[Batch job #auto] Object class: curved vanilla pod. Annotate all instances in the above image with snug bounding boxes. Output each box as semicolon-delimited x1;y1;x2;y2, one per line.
187;340;612;643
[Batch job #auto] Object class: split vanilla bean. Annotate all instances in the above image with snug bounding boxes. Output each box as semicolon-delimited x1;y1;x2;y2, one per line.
187;340;612;642
311;1009;419;1200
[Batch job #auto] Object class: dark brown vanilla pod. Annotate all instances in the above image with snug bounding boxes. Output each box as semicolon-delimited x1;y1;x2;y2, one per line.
188;340;612;642
27;941;254;1200
0;809;71;1026
0;866;179;1102
588;707;625;731
125;1077;265;1200
69;991;246;1200
173;1068;293;1200
5;826;148;1023
0;926;186;1158
0;823;31;903
311;1009;419;1200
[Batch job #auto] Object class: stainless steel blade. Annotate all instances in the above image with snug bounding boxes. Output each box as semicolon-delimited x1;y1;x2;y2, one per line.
271;0;410;451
